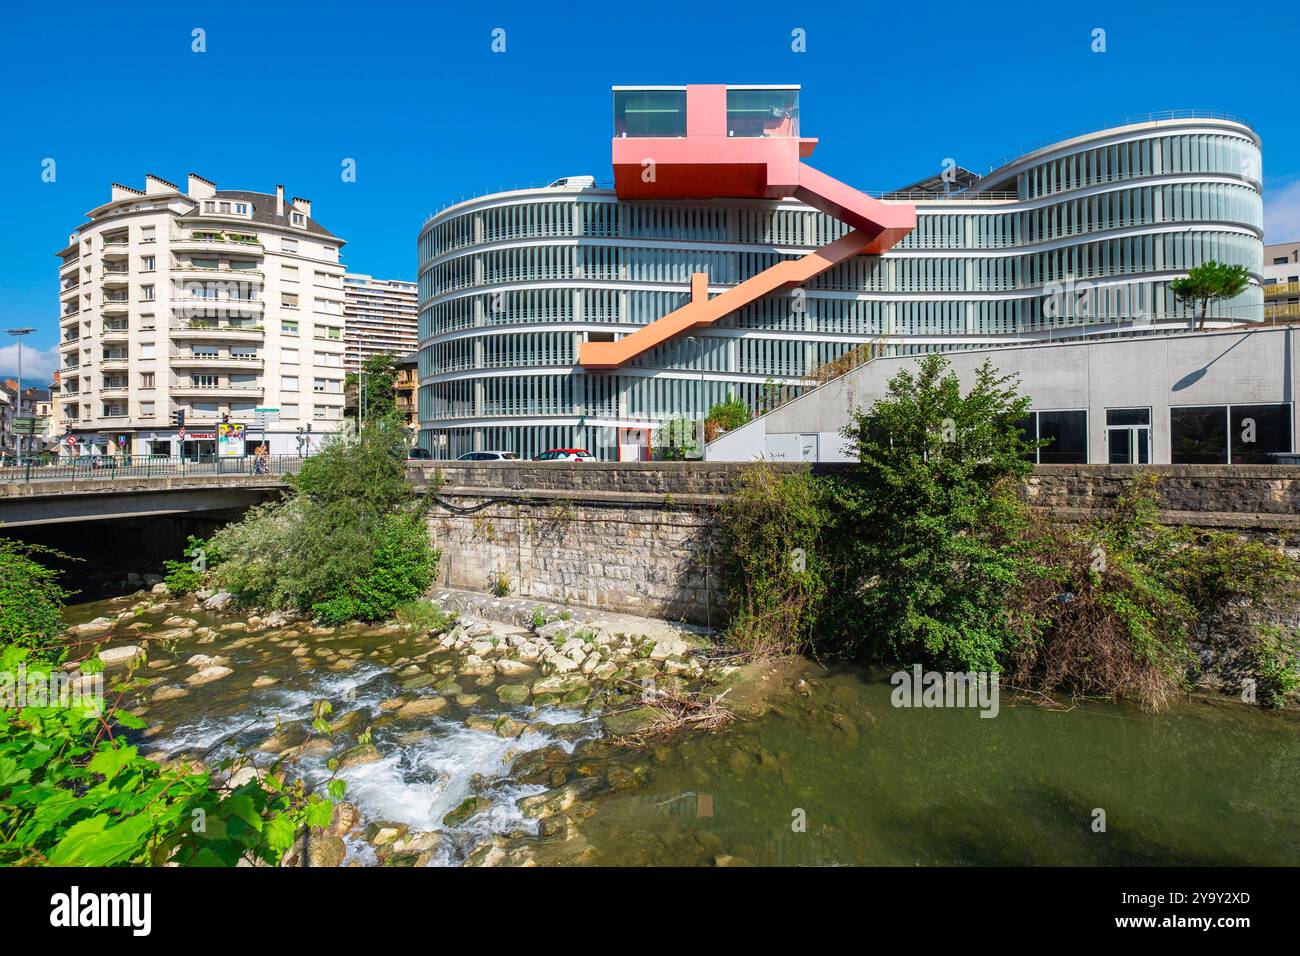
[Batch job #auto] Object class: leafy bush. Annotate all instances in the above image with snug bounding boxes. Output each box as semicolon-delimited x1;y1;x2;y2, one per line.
826;354;1038;670
0;539;73;660
209;418;439;623
716;464;827;657
162;535;217;594
395;599;458;635
704;394;751;443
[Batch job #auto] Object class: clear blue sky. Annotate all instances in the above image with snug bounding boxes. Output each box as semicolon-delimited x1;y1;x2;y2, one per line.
3;0;1297;379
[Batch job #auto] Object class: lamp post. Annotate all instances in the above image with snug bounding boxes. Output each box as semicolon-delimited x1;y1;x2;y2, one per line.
6;328;35;462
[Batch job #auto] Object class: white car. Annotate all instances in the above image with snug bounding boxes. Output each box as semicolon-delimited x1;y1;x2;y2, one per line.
456;450;520;461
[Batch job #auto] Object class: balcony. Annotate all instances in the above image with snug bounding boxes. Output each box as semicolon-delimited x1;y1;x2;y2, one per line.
101;240;129;258
101;328;130;342
172;294;264;319
170;356;265;371
102;298;129;315
60;282;81;297
172;265;265;281
170;322;265;342
1263;281;1300;298
169;383;263;398
1265;303;1300;320
171;234;264;255
101;270;130;287
59;257;80;275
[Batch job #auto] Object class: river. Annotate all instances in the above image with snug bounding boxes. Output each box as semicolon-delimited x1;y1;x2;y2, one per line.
64;592;1300;867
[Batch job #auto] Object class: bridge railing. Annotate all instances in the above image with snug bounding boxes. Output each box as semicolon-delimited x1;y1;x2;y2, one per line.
0;454;306;484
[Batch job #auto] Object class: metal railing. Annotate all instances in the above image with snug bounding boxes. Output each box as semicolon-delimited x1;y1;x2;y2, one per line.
0;454;305;484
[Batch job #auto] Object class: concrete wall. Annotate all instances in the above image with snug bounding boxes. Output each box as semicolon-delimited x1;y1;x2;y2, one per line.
708;327;1299;464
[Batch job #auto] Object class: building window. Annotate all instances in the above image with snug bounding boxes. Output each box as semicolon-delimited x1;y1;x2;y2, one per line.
281;403;299;418
1105;407;1151;464
281;238;298;254
282;292;299;308
141;256;155;272
282;348;299;364
140;401;156;417
140;372;155;388
313;406;326;419
141;285;154;301
282;320;298;336
282;376;299;391
1231;404;1293;463
282;265;299;281
1018;410;1088;464
192;374;218;388
291;212;305;226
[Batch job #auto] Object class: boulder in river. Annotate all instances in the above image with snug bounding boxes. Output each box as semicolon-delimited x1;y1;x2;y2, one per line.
185;665;234;686
98;645;144;667
396;696;447;719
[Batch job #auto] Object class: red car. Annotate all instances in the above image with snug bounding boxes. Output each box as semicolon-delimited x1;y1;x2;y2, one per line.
534;448;595;462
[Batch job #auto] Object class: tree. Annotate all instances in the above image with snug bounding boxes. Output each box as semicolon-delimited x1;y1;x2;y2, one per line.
826;354;1039;669
345;352;399;424
1170;261;1250;330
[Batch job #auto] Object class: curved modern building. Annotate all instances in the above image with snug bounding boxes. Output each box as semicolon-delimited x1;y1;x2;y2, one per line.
417;86;1263;460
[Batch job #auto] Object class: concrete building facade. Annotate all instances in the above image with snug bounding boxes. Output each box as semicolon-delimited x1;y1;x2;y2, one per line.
343;273;418;372
56;174;348;458
1264;240;1300;323
706;326;1297;466
417;87;1264;461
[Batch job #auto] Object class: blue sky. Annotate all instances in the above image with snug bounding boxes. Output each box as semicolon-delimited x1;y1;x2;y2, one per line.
3;0;1297;380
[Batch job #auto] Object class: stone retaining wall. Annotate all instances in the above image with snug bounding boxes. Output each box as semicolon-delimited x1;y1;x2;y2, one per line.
417;462;1300;622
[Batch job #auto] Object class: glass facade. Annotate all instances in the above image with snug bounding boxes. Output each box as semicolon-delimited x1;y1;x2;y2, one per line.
418;119;1264;460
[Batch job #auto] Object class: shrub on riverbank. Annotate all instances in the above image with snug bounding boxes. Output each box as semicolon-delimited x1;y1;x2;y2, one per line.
717;355;1300;709
0;555;337;866
206;418;440;622
0;539;74;659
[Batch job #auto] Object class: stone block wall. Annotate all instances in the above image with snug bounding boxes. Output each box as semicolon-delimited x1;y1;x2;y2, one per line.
418;462;1300;623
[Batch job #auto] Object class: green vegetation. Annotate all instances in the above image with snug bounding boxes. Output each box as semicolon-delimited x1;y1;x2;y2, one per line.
0;539;73;659
345;351;399;423
654;416;700;460
703;394;751;443
1170;260;1250;329
394;599;459;635
717;353;1300;709
205;417;440;623
0;558;338;867
162;535;218;594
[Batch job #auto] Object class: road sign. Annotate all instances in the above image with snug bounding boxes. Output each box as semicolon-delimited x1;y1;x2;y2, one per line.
64;435;78;446
254;407;280;414
177;426;187;439
13;417;46;436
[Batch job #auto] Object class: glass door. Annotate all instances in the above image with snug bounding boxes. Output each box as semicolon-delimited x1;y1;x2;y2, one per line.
1106;408;1151;463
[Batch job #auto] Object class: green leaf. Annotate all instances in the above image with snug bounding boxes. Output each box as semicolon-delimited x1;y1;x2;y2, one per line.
87;743;139;782
48;812;154;866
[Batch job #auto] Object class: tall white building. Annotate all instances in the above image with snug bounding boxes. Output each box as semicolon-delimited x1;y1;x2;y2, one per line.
342;273;418;371
56;174;348;457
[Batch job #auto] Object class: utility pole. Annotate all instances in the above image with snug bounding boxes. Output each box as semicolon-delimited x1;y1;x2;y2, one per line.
7;327;35;463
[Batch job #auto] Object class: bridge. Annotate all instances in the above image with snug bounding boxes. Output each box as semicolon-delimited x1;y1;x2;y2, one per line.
0;457;299;527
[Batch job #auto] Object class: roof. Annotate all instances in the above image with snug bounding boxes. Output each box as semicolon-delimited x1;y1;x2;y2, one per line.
179;190;341;242
888;166;982;196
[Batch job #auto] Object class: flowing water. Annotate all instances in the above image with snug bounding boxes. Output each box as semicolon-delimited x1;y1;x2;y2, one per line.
66;595;1300;867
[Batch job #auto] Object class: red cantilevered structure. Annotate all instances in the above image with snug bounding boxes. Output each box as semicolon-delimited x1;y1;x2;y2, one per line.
579;85;916;369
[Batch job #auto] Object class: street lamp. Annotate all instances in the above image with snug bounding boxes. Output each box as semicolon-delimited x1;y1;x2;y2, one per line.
6;328;35;460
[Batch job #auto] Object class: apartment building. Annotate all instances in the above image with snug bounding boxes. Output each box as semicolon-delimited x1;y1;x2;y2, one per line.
342;273;418;371
1264;240;1300;322
56;174;348;457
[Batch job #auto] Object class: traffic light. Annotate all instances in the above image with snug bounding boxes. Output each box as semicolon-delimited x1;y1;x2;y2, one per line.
170;409;185;428
221;413;229;424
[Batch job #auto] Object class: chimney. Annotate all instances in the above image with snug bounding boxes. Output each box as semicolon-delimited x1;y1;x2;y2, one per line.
291;197;312;219
187;173;217;200
110;183;144;202
144;174;179;196
275;184;285;216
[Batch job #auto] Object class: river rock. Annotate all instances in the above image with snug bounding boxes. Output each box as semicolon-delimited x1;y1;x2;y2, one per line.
495;659;534;678
71;617;115;635
258;723;310;753
186;653;228;668
151;685;190;703
337;743;382;770
252;675;279;688
329;710;370;735
396;696;448;719
465;715;496;732
496;684;531;705
204;591;236;612
303;831;347;867
599;706;661;737
185;665;234;686
455;694;481;707
494;715;525;738
98;645;144;667
518;777;604;819
532;673;588;696
443;796;492;828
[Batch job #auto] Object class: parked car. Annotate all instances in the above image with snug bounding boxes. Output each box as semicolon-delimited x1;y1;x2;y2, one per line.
534;448;595;462
456;451;519;461
406;447;434;461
